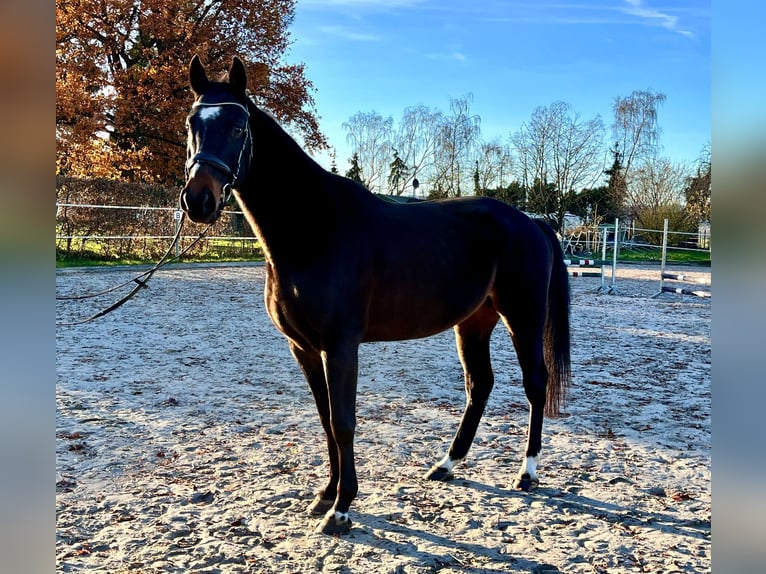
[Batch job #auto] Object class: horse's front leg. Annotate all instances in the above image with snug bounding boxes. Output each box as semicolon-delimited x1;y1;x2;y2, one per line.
317;341;359;535
289;343;338;517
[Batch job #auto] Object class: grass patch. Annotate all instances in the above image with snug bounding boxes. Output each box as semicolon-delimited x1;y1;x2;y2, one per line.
57;245;709;268
614;247;711;265
56;247;264;268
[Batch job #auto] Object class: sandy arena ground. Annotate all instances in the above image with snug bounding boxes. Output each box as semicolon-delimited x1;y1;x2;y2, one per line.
56;262;711;573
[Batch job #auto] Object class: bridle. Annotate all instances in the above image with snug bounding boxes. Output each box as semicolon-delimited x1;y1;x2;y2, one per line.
184;100;252;209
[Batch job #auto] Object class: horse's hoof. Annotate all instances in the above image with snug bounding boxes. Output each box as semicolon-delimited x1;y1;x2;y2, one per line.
514;473;539;492
317;511;352;535
424;465;454;482
307;496;335;517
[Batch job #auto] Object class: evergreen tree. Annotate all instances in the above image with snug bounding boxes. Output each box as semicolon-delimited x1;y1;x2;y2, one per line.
506;181;527;210
345;153;368;189
573;186;611;223
603;143;627;220
330;150;339;175
684;145;711;223
387;148;410;195
526;178;558;222
477;182;525;210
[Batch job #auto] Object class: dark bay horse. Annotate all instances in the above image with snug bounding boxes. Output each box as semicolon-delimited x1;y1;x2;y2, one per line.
180;56;571;535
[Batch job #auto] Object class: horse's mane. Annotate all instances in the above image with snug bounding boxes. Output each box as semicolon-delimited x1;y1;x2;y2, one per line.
240;92;326;179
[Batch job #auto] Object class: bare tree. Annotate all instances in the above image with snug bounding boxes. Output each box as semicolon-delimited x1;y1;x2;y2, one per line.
626;157;689;214
342;111;393;193
628;157;694;236
612;89;667;174
511;101;605;229
509;129;534;207
511;104;555;213
550;103;606;216
393;104;443;195
432;94;481;197
474;139;513;193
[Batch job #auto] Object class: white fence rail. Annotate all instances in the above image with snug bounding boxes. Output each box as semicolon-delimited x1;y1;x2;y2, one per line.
561;220;711;258
56;203;261;259
57;202;711;260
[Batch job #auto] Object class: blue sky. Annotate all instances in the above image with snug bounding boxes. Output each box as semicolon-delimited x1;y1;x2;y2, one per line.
286;0;710;174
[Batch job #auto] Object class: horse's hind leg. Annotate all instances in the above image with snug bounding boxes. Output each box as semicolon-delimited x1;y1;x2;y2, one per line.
289;343;338;517
501;310;547;491
426;302;499;481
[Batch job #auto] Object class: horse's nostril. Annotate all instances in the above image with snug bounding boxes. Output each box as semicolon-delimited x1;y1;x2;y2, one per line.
180;186;219;223
180;189;191;212
203;189;217;215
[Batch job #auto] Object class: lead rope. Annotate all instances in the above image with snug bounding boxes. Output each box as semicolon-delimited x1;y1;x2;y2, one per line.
56;213;213;326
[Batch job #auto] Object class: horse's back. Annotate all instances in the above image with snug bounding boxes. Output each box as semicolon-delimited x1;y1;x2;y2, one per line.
374;196;555;272
350;195;555;341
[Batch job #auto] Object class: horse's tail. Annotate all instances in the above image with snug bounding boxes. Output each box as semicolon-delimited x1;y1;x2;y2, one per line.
534;219;572;418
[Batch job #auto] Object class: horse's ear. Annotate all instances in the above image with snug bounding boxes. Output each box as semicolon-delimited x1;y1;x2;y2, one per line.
189;55;209;96
229;57;248;96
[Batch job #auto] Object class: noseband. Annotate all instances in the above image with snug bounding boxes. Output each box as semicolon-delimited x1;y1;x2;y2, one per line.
185;101;252;208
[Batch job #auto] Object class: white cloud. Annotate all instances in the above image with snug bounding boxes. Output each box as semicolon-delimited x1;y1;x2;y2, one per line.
425;51;468;63
622;0;693;38
318;25;381;42
301;0;425;8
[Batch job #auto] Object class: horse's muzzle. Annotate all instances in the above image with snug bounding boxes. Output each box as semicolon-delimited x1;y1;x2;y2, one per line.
180;164;226;224
180;185;221;224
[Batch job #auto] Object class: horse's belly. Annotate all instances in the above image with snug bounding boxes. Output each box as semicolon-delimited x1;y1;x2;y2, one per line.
363;277;493;342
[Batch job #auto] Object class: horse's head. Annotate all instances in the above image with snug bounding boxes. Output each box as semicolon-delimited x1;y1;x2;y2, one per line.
180;55;253;224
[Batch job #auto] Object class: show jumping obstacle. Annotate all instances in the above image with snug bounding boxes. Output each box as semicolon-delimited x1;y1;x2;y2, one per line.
564;218;619;294
652;218;711;299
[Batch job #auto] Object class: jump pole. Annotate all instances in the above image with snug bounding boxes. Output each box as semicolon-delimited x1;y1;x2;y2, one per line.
652;218;711;299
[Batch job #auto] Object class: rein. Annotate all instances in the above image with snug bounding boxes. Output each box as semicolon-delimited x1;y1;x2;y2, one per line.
56;213;213;326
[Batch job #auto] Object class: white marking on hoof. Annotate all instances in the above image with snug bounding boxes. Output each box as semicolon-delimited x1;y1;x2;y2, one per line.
332;510;350;525
425;453;465;480
521;455;539;477
315;507;353;535
438;453;466;472
436;454;457;472
517;455;540;485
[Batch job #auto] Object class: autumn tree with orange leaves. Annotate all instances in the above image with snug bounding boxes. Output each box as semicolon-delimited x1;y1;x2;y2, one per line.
56;0;326;185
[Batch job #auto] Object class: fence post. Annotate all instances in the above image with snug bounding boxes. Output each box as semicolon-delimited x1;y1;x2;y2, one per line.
593;218;618;295
597;224;607;292
173;207;183;258
658;218;669;295
610;218;619;294
652;218;670;299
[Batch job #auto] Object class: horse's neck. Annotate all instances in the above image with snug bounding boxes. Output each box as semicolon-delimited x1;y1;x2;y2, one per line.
238;108;334;262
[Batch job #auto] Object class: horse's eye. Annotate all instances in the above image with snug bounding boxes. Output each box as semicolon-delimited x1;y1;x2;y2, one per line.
233;126;244;138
